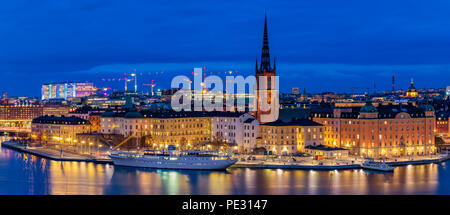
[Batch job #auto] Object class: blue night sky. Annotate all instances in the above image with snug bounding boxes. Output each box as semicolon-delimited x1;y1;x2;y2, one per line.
1;0;450;96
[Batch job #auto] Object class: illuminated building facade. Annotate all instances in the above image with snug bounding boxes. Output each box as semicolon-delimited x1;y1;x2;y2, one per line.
257;119;325;155
88;113;102;132
305;145;349;159
99;109;262;151
211;113;258;153
311;100;436;157
436;112;449;135
406;79;418;98
0;104;44;132
31;115;91;145
243;118;260;153
41;82;95;100
100;110;212;149
43;104;72;117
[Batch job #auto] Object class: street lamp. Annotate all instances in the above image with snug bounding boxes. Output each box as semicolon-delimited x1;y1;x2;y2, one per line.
81;141;86;154
89;142;93;154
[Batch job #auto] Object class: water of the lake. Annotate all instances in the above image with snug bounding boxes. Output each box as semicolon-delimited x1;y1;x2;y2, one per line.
0;145;448;195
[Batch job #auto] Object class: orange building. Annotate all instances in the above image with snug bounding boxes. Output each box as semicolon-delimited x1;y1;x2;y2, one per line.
311;100;436;157
436;112;449;135
0;104;44;132
88;113;102;132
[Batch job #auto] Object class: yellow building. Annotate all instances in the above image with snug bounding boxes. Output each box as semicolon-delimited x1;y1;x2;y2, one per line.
257;119;325;155
31;115;91;145
0;104;43;133
305;145;349;159
406;79;418;98
100;110;212;149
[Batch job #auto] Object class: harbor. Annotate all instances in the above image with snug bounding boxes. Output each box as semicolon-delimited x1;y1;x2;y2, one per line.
3;141;450;171
0;144;449;195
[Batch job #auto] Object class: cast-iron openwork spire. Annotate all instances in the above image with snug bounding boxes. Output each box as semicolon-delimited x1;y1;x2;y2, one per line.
260;13;271;72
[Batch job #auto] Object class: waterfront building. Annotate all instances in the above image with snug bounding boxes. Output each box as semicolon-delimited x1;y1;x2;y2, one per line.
142;111;212;149
100;109;125;135
0;104;44;133
305;145;349;159
100;110;211;149
41;82;95;100
243;118;260;153
99;109;261;151
311;100;436;157
88;113;102;132
257;119;325;155
31;115;91;145
211;113;257;153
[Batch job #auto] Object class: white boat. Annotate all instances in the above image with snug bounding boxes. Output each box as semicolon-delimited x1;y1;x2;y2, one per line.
361;158;394;172
109;145;238;170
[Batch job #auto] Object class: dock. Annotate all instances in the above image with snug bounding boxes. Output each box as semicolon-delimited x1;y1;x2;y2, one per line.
232;162;360;170
232;154;450;170
1;141;113;164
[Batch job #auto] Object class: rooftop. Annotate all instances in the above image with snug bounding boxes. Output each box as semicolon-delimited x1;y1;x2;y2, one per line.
32;115;91;125
305;145;347;151
262;119;323;127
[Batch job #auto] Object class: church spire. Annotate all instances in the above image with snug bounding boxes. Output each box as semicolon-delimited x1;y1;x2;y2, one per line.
273;57;276;70
260;12;271;72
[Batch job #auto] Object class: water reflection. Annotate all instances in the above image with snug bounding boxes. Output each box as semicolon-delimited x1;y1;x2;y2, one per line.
0;146;444;194
104;167;232;195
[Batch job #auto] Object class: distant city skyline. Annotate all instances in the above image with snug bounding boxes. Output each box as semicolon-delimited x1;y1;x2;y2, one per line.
2;1;450;96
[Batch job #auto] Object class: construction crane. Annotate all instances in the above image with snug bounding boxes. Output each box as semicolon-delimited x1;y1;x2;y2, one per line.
131;69;137;92
143;80;156;96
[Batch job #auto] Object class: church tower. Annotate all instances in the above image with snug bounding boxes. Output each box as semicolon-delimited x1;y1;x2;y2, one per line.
406;78;418;98
255;13;277;121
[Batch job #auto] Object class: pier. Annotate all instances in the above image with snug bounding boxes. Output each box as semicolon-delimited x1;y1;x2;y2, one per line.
1;141;112;164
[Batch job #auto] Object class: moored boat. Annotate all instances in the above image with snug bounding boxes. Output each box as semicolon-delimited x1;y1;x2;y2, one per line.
109;145;237;170
361;158;394;172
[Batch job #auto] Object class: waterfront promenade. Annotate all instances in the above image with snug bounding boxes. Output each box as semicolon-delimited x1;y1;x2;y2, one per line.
2;141;450;170
232;153;450;170
1;141;112;164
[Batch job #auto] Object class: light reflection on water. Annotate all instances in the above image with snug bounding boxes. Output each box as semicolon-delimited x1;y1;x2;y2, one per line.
0;146;447;194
